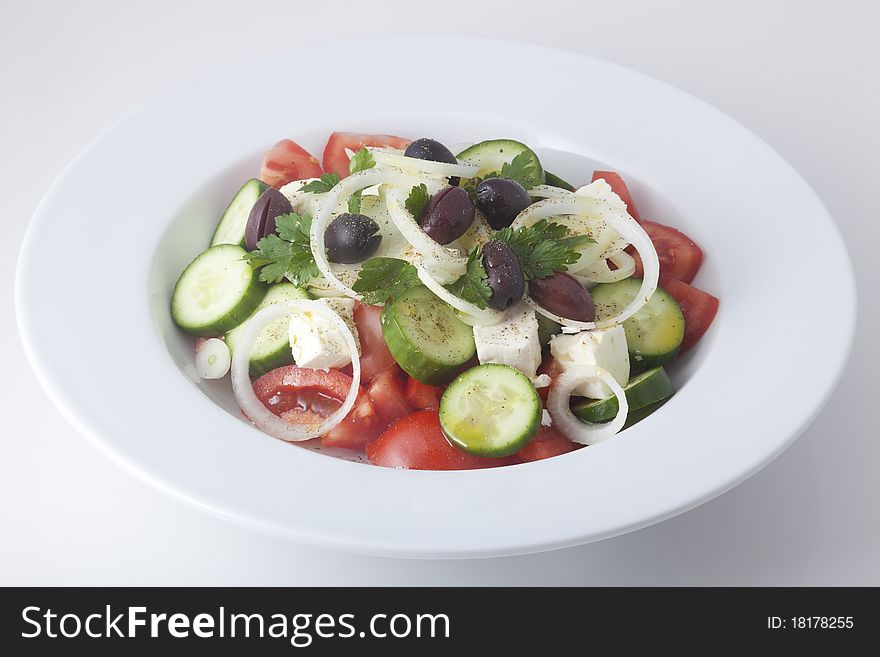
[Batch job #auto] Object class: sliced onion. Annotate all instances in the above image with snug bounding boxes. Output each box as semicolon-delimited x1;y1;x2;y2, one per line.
368;148;480;179
547;366;628;445
383;184;466;284
513;195;628;275
195;338;231;379
307;285;348;299
415;263;504;326
231;299;361;442
577;249;636;283
528;184;574;199
609;249;636;277
521;182;659;329
310;168;426;299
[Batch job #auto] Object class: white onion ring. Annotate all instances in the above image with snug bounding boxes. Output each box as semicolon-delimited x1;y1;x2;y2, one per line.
231;299;361;442
513;191;629;278
578;249;636;283
383;185;466;284
520;181;659;329
307;286;348;299
609;249;637;277
547;366;629;445
368;148;480;178
528;184;574;199
415;263;504;326
310;168;426;299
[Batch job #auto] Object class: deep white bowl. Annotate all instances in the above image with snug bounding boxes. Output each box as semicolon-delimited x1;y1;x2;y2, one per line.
15;37;855;558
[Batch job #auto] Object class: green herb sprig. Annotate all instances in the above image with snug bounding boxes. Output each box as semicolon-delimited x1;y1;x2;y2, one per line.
243;212;318;287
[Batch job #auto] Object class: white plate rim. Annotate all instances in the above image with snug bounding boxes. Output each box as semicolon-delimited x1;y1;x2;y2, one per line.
15;36;856;558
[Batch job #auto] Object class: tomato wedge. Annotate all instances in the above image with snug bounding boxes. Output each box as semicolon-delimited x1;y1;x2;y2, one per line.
252;365;383;450
592;170;641;222
353;302;397;384
322;132;411;178
367;366;412;426
513;426;580;463
259;139;323;189
663;279;719;352
629;220;704;285
405;377;443;410
366;410;513;470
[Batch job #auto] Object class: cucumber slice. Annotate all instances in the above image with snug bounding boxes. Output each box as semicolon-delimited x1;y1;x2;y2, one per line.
439;364;542;457
381;286;476;385
622;399;669;430
225;283;311;376
456;139;545;182
543;171;575;192
535;312;562;347
210;178;268;247
571;367;675;423
171;244;266;336
592;278;685;367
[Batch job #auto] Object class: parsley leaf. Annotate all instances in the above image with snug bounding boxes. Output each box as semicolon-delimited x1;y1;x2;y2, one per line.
300;173;341;194
485;151;543;190
275;212;311;242
405;183;430;218
352;258;421;305
243;212;319;287
493;219;595;280
335;149;378;213
348;147;376;175
445;247;492;309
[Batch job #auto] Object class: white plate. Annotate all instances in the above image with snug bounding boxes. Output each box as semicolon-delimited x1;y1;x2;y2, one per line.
15;37;855;558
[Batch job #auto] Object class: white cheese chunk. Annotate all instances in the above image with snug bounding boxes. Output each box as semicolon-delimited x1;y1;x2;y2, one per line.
549;325;630;399
473;304;541;379
288;298;360;370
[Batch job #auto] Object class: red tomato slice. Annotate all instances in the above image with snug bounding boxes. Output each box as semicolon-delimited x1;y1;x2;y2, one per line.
366;410;513;470
259;139;323;189
367;366;412;426
322;132;411;178
252;365;383;450
353;302;397;384
629;220;704;285
663;279;719;352
592;170;642;222
514;426;581;463
405;377;443;410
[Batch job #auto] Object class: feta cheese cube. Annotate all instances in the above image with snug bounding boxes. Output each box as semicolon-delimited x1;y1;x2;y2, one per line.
549;325;630;399
288;298;361;370
473;304;541;379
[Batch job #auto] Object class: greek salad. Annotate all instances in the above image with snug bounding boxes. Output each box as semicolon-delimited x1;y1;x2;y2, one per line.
170;132;719;469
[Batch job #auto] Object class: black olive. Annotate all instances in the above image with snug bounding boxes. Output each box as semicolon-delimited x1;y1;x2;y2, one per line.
482;239;525;310
324;213;382;264
244;188;293;251
475;178;531;229
419;187;475;244
404;137;460;186
529;273;595;322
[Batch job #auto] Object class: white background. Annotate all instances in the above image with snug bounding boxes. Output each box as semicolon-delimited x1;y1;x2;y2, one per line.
2;0;877;585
